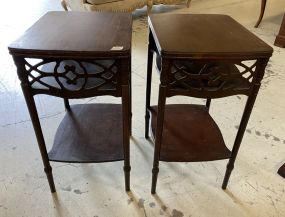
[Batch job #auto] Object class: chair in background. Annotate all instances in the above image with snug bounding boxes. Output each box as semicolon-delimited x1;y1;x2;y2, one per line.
255;0;267;27
61;0;191;13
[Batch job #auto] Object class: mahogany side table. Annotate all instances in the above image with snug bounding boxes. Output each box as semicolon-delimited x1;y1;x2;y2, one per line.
9;11;132;192
145;14;273;194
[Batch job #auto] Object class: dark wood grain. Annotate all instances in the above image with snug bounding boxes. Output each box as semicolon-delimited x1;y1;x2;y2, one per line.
146;14;272;194
149;14;273;59
8;11;132;58
10;12;132;192
150;104;231;162
49;104;124;163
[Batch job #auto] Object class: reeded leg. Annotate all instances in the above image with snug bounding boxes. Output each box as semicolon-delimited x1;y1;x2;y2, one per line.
151;84;167;194
64;98;71;111
222;92;260;189
255;0;267;28
222;59;268;189
122;84;131;191
13;56;56;193
22;89;56;193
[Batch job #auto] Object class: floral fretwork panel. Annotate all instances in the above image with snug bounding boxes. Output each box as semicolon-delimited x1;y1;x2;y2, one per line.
24;59;119;92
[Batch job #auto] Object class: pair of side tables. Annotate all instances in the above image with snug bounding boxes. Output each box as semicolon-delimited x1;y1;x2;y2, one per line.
8;12;273;194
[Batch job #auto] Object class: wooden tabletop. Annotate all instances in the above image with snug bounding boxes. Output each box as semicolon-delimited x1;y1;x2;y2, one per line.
149;14;273;59
8;11;132;58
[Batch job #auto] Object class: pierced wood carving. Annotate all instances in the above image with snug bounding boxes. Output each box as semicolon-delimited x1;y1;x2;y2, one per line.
24;59;119;92
168;60;258;97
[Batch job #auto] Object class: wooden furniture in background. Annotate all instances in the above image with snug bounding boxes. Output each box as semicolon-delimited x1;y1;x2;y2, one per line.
9;11;132;193
61;0;191;13
145;14;273;194
255;0;267;27
274;13;285;47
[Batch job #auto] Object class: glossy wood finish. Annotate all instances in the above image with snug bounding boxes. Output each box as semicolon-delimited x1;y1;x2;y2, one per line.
274;13;285;48
150;105;231;162
146;14;273;194
255;0;267;28
9;12;132;193
148;14;272;59
9;11;132;58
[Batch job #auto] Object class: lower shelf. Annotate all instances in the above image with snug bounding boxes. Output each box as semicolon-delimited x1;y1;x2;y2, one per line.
150;104;231;162
48;103;124;163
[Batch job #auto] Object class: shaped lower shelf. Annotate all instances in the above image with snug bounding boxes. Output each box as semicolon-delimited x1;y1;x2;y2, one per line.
48;103;124;163
150;104;231;162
